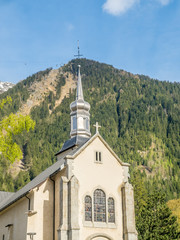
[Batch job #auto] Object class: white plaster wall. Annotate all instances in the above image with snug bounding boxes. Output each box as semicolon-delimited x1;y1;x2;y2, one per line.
0;179;54;240
27;179;54;240
73;136;124;240
0;198;28;240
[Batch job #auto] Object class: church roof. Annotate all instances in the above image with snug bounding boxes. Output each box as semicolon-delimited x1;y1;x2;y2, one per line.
0;135;90;213
55;135;89;155
0;191;14;204
0;133;129;213
0;157;65;212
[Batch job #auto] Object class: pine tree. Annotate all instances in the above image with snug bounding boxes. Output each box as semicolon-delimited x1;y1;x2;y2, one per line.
131;171;180;239
138;190;180;240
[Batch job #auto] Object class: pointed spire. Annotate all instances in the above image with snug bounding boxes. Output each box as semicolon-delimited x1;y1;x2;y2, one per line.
76;65;84;100
70;65;91;139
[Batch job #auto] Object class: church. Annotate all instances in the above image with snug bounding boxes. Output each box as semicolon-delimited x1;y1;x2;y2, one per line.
0;66;138;240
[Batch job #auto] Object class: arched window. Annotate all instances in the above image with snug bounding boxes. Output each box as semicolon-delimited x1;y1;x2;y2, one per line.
108;197;115;223
94;189;106;222
85;196;92;221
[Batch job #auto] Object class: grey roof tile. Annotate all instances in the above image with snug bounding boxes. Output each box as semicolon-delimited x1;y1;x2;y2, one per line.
55;136;89;155
0;191;14;203
0;158;64;212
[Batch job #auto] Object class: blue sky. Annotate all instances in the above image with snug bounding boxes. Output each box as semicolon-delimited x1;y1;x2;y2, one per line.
0;0;180;84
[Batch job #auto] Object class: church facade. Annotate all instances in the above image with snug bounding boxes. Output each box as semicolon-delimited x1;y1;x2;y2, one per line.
0;66;138;240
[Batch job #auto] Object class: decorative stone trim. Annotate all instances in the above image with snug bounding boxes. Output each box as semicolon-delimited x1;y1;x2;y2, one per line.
86;233;114;240
58;176;69;240
84;221;116;229
121;182;138;240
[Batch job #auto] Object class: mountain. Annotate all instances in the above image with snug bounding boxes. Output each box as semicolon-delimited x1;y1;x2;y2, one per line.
0;81;14;94
0;58;179;201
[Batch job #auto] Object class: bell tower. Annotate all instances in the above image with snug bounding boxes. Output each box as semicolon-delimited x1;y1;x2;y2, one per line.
70;65;91;138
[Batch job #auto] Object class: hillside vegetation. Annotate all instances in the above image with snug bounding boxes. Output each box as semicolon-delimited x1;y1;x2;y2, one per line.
167;198;180;231
0;59;179;202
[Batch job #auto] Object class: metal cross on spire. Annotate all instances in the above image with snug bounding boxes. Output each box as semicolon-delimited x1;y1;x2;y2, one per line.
93;122;101;134
74;40;83;58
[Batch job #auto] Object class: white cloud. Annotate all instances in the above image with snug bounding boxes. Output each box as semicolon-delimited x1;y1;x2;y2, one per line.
66;23;74;31
103;0;139;16
102;0;172;16
158;0;171;6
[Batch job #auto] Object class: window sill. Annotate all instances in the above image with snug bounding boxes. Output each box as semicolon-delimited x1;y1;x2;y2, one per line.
84;221;116;229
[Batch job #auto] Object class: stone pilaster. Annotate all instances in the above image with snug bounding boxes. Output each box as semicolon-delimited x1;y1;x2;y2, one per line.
58;176;69;240
68;175;80;240
65;158;74;180
122;182;138;240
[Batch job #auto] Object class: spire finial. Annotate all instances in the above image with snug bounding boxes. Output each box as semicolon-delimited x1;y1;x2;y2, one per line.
74;40;83;58
93;122;101;134
76;65;84;100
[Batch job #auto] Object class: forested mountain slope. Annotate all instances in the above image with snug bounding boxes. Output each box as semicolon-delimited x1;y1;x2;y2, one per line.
0;58;179;201
168;199;180;231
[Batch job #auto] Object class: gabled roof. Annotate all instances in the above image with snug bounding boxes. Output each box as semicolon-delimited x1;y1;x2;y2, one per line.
65;133;130;167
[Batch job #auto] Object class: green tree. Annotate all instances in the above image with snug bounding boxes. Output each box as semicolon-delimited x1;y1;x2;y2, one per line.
0;97;35;163
131;171;179;239
138;191;180;240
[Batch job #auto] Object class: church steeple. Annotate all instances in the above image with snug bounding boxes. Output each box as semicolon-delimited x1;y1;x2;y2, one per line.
70;65;91;138
76;65;84;100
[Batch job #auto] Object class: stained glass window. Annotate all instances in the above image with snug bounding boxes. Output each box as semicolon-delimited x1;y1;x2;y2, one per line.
108;197;115;223
94;189;106;222
85;196;92;221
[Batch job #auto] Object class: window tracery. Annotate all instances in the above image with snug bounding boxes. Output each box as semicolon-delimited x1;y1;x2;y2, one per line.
94;189;106;222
